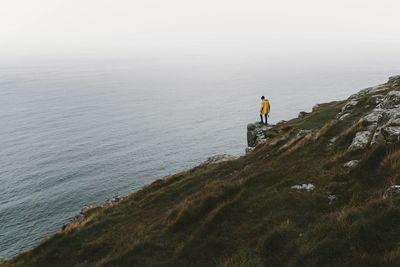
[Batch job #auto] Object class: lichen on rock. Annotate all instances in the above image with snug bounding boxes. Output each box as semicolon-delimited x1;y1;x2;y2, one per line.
348;131;371;150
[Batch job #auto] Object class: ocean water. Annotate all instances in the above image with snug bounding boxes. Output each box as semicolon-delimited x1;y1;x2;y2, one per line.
0;60;395;258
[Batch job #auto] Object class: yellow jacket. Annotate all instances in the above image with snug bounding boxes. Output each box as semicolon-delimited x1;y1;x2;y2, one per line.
260;99;270;114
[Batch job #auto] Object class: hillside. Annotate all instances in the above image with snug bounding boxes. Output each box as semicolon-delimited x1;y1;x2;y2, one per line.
3;75;400;267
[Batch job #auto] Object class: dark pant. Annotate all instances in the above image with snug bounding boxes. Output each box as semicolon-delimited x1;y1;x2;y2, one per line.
260;114;268;124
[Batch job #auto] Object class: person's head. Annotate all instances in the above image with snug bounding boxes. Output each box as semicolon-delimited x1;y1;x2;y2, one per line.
261;96;265;100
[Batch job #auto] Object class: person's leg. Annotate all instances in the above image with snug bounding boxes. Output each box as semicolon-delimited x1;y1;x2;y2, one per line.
264;114;268;125
260;114;264;123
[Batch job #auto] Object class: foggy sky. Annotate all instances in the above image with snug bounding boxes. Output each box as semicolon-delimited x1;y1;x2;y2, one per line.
1;0;400;69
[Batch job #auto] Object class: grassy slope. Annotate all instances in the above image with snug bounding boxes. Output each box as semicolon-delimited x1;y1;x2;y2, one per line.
4;79;400;267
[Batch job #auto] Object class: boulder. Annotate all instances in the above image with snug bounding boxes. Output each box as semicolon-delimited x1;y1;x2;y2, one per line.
368;94;385;105
383;185;400;198
348;131;371;150
344;160;359;168
380;126;400;144
362;108;384;125
341;100;358;112
291;184;314;191
298;111;308;118
339;113;350;121
367;106;400;146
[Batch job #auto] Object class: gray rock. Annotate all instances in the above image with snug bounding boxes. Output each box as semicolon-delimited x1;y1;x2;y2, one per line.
348;131;371;150
245;147;255;153
349;88;370;100
367;105;400;146
370;129;385;146
327;137;337;150
380;126;400;144
368;94;385;105
388;75;400;82
344;160;359;168
389;118;400;126
247;122;274;148
342;100;358;112
339;113;350;121
378;91;400;109
336;100;359;119
247;123;258;147
298;111;308;118
291;184;314;191
348;84;387;100
362;108;384;124
381;108;400;124
383;185;400;199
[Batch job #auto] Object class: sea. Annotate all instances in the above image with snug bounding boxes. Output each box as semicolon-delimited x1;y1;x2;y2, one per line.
0;59;396;258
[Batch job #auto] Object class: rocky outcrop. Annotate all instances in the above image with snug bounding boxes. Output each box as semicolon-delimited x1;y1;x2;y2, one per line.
383;185;400;199
246;122;274;151
342;76;400;150
349;88;371;100
389;75;400;82
336;99;358;119
365;92;400;146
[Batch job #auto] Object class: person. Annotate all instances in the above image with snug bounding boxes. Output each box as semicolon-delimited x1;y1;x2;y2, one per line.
260;96;270;124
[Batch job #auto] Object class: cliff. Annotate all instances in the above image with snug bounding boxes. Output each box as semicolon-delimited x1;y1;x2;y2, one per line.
4;75;400;267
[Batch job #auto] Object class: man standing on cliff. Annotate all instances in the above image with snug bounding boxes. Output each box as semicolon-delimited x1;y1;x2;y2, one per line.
260;96;270;124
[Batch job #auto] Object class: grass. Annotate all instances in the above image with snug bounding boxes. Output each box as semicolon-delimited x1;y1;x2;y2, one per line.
4;78;400;266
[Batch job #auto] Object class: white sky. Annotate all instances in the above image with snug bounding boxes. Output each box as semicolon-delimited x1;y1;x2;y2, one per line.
1;0;400;67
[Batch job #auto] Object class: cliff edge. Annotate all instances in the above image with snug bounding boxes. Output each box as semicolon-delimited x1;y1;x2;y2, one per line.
4;75;400;267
